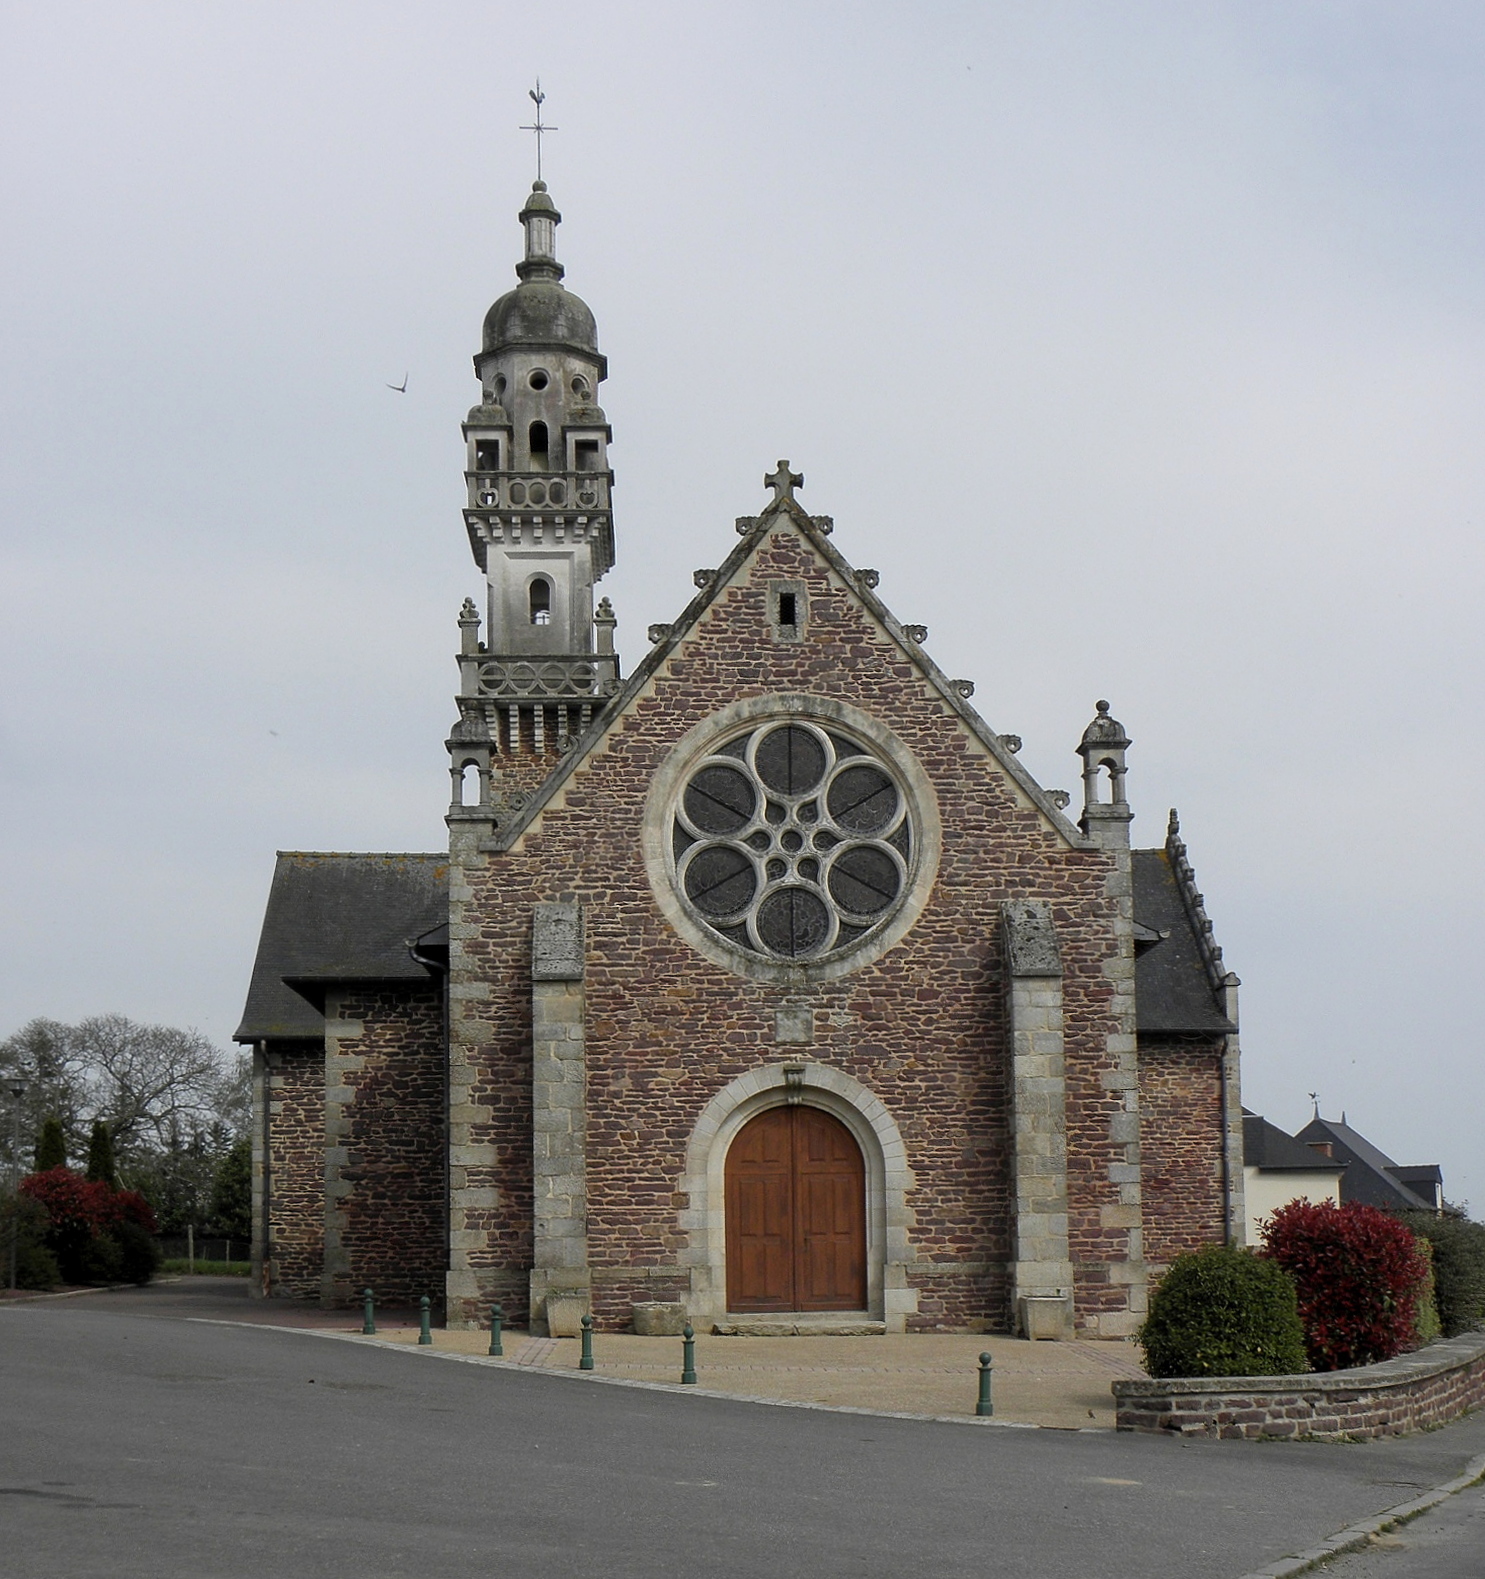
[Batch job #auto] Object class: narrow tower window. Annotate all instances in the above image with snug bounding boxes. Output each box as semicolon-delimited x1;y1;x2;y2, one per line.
475;440;500;471
529;578;552;626
529;421;549;470
575;439;600;472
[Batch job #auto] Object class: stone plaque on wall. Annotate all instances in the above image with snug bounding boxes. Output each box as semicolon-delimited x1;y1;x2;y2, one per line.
1002;899;1063;978
532;901;585;981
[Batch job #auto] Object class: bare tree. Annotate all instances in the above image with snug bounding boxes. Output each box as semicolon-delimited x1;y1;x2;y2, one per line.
0;1015;246;1174
0;1019;90;1170
72;1016;230;1155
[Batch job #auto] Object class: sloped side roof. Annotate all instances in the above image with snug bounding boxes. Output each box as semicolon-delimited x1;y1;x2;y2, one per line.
1132;849;1237;1035
234;852;449;1042
1296;1115;1441;1211
1242;1111;1346;1174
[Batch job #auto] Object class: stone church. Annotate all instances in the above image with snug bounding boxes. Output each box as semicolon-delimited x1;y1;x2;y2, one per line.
237;180;1245;1338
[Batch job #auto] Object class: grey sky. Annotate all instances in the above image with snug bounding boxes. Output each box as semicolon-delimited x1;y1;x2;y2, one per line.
2;4;1481;1209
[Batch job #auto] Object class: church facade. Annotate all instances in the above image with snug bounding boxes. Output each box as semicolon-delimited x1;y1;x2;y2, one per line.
237;182;1245;1338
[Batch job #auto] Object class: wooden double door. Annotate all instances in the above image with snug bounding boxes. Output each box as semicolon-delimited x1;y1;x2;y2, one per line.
725;1105;868;1312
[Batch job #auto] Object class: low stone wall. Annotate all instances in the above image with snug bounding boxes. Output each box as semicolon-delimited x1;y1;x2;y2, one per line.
1113;1330;1485;1440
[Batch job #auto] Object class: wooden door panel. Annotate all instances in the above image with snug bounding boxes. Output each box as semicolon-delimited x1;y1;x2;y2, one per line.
794;1120;866;1311
726;1105;867;1314
726;1107;794;1311
726;1173;792;1309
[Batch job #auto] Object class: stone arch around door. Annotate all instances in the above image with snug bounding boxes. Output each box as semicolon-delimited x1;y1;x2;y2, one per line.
678;1063;918;1331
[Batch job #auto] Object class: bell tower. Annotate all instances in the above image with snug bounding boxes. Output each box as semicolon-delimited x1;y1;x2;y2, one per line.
449;181;621;822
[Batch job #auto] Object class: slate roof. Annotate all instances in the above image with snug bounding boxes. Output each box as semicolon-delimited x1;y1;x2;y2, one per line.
1132;848;1236;1036
1242;1110;1346;1175
1295;1115;1443;1212
234;852;449;1042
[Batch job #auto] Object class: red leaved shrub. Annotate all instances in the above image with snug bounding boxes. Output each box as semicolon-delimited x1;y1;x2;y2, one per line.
114;1189;157;1234
20;1168;159;1283
1261;1200;1431;1371
21;1167;122;1236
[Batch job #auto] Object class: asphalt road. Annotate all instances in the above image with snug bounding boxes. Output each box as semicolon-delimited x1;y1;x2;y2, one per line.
3;1282;1484;1579
1313;1482;1485;1578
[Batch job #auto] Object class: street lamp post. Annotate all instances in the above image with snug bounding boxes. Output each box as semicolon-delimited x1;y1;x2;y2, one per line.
7;1080;28;1292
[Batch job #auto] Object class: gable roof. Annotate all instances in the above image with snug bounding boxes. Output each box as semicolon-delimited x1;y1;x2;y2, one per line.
1242;1111;1346;1174
1295;1114;1442;1212
486;495;1090;852
1131;837;1237;1037
234;852;448;1042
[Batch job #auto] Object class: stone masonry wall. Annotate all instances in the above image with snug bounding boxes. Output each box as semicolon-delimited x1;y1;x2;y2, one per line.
334;985;446;1307
450;523;1153;1333
1137;1036;1226;1267
266;1042;324;1299
1115;1330;1485;1440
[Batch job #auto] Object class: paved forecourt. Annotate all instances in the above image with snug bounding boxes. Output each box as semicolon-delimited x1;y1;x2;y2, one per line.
360;1322;1145;1426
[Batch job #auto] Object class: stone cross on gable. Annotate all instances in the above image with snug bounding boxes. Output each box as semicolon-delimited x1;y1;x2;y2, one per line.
764;460;803;504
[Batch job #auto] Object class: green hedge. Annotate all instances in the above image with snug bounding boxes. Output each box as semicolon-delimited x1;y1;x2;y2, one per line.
1394;1211;1485;1338
1139;1245;1309;1378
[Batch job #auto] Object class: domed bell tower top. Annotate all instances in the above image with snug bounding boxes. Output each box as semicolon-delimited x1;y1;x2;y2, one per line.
462;181;616;653
449;182;620;821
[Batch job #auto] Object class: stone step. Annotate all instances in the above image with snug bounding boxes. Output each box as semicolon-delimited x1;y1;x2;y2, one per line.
712;1314;886;1337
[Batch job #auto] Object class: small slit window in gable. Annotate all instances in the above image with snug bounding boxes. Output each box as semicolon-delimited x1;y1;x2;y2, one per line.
770;582;805;640
529;578;552;625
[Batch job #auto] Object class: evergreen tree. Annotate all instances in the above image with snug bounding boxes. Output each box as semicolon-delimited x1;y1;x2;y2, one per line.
208;1135;252;1240
34;1116;66;1172
85;1120;118;1187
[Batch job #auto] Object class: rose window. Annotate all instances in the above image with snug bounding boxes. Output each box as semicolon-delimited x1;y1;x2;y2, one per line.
671;722;912;961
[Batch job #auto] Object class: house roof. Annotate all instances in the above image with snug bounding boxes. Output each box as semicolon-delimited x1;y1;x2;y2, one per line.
234;852;449;1042
1295;1114;1442;1212
1242;1111;1346;1174
1131;847;1237;1035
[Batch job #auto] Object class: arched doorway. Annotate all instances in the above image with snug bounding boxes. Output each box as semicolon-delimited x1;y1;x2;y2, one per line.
725;1105;867;1312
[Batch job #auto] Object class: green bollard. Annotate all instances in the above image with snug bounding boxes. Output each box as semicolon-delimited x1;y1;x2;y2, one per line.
361;1288;376;1336
419;1295;433;1345
579;1313;595;1370
976;1351;994;1417
488;1301;503;1357
681;1323;697;1386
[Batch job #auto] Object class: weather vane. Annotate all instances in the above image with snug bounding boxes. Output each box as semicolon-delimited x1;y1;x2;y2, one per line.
520;80;558;182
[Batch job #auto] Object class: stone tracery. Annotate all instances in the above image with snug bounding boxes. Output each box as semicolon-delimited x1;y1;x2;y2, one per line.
671;720;912;961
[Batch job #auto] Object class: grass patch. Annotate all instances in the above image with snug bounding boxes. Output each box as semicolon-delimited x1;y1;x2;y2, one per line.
161;1258;252;1277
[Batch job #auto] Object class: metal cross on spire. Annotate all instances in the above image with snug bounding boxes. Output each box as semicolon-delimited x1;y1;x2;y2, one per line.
520;80;558;182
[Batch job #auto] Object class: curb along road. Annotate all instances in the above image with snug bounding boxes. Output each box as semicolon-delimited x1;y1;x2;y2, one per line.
1236;1451;1485;1579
